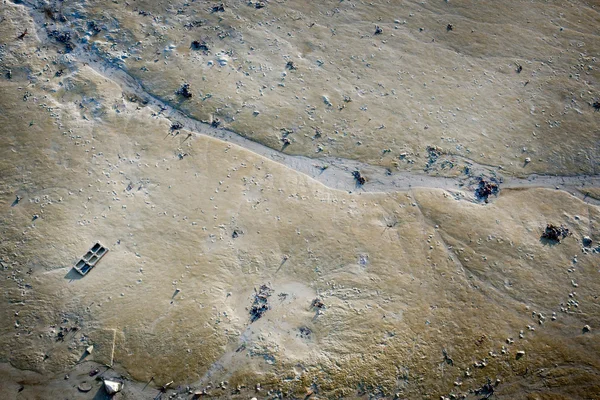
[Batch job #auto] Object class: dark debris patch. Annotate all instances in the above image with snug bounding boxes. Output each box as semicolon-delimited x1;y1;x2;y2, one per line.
232;229;243;239
176;83;193;99
298;326;312;339
311;297;325;310
474;378;497;399
88;21;102;35
170;121;184;131
425;145;444;171
541;224;570;243
250;284;273;322
191;40;209;51
48;30;74;52
475;178;500;203
212;4;225;12
352;170;366;186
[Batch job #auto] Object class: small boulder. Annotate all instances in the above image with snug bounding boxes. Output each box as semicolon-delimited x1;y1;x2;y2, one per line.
582;236;592;247
104;380;123;395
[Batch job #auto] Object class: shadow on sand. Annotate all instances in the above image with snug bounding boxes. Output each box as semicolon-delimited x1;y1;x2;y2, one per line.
64;268;84;281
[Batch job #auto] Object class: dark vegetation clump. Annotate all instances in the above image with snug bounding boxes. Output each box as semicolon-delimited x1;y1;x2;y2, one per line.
374;25;383;35
285;61;297;70
475;178;499;203
446;23;454;31
250;284;273;322
592;100;600;111
211;118;221;128
176;83;193;98
352;170;366;185
191;40;209;51
542;224;570;242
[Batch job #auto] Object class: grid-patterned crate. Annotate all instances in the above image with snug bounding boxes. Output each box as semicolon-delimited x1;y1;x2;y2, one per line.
74;242;108;276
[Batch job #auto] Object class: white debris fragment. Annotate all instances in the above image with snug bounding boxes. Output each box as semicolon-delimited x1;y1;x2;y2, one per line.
104;380;123;395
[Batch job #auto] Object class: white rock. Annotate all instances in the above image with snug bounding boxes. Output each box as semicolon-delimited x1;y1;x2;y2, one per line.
104;380;123;395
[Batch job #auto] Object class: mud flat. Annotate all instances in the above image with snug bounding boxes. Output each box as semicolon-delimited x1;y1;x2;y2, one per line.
1;1;600;399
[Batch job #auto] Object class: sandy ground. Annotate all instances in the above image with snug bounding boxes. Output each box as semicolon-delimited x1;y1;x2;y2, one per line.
0;1;599;399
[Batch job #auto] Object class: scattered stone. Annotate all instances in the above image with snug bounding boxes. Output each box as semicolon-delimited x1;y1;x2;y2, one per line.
86;345;94;354
592;100;600;111
516;350;525;359
583;325;591;333
286;61;297;70
541;224;570;243
446;23;454;31
582;236;592;247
